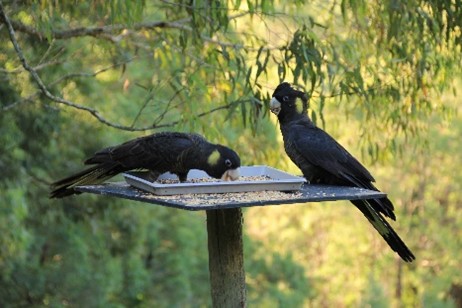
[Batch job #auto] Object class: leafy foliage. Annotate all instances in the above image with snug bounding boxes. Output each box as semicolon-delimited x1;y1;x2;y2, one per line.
1;0;461;306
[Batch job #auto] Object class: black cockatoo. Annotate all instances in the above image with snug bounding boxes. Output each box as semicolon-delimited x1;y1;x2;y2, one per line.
50;132;240;198
270;82;414;262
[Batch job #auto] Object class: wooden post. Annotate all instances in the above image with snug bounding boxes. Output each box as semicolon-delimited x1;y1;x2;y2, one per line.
206;208;246;308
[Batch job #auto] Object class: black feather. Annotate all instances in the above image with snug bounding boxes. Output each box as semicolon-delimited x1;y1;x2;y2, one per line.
271;82;414;262
50;132;240;198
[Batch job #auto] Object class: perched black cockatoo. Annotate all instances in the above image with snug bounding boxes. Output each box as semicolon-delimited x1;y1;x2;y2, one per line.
50;132;240;198
270;82;415;262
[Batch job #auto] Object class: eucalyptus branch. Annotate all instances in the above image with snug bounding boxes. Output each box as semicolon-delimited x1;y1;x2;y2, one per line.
1;9;278;51
2;17;191;40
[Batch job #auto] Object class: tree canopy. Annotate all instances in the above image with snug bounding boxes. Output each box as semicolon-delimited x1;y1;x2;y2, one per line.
1;0;461;306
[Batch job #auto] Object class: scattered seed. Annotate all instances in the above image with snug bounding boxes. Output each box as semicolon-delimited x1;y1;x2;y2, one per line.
136;188;302;207
156;179;181;184
155;175;272;184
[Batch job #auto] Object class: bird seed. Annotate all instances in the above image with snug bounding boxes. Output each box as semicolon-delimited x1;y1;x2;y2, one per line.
137;188;302;207
155;175;272;184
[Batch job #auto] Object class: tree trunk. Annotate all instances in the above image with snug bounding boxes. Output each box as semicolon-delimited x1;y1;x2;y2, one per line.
206;208;246;308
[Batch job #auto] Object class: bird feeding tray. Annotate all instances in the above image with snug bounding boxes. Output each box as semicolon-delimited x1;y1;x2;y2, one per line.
123;165;306;195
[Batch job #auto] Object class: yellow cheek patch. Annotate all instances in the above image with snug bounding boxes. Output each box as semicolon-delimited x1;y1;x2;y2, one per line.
295;98;305;114
207;149;221;166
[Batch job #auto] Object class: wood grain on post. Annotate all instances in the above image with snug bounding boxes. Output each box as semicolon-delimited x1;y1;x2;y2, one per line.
206;208;246;308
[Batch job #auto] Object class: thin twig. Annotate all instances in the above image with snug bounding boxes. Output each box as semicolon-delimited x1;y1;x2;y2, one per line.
2;93;38;111
151;84;186;127
53;58;138;84
37;40;56;65
130;90;156;128
142;101;239;129
0;59;62;74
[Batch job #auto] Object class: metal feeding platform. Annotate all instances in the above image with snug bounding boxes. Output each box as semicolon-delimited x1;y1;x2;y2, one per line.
74;166;387;308
76;165;385;210
76;182;385;210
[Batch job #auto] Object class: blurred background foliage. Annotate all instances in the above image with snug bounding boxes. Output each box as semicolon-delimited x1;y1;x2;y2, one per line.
0;0;461;306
